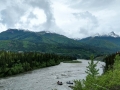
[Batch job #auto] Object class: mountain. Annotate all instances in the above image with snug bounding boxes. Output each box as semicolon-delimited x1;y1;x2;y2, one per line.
0;29;106;59
1;29;119;59
108;31;120;37
0;29;83;46
91;31;120;38
78;31;120;52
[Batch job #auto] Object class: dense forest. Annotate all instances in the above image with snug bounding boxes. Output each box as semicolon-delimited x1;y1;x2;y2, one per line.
0;51;76;77
104;52;120;71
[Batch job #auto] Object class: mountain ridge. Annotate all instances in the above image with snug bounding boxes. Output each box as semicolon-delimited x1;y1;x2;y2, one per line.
78;32;120;53
0;29;105;59
0;29;119;59
91;31;120;38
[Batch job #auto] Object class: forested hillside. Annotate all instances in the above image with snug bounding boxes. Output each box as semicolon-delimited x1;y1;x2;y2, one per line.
0;29;110;59
79;35;120;52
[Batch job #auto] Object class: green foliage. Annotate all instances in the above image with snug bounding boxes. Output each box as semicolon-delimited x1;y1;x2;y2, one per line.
104;52;120;71
0;51;75;77
73;80;83;90
73;54;120;90
22;62;31;71
73;55;100;90
79;36;120;52
113;54;120;70
85;55;99;77
10;63;24;74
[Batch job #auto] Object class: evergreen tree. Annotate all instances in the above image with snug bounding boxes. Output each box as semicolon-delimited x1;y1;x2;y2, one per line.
73;55;100;90
85;55;99;77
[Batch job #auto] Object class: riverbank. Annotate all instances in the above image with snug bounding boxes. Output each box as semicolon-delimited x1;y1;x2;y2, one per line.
0;59;104;90
0;51;76;78
62;60;82;63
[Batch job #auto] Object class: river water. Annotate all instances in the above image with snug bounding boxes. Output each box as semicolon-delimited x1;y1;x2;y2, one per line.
0;59;105;90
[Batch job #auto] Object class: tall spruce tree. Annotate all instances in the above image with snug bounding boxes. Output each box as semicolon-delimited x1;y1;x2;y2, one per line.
85;55;99;77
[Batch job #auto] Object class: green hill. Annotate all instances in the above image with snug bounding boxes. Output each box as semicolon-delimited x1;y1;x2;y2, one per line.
78;36;120;52
0;29;114;59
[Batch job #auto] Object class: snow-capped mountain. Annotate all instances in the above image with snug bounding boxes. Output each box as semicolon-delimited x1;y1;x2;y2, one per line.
78;31;120;53
92;31;120;38
108;31;119;37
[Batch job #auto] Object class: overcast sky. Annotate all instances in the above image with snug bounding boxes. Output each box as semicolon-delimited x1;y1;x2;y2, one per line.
0;0;120;38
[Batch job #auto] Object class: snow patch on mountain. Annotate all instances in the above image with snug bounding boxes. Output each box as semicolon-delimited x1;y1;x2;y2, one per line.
92;31;120;38
108;31;119;37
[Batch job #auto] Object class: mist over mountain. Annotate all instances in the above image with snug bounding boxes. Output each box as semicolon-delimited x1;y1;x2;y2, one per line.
79;31;120;52
91;31;120;38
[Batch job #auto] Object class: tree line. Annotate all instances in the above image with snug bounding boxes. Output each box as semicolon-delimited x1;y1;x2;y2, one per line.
104;51;120;71
0;51;76;77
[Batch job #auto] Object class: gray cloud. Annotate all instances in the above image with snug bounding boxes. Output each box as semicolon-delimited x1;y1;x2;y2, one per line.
0;0;120;38
28;12;37;19
24;0;55;30
70;0;114;10
1;0;27;27
79;27;89;35
1;6;24;27
73;11;98;24
0;0;56;31
73;11;99;36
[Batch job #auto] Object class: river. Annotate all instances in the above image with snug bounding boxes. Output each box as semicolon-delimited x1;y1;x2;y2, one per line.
0;59;105;90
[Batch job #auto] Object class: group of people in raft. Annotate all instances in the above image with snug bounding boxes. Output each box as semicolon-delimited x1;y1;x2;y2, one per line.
57;81;73;85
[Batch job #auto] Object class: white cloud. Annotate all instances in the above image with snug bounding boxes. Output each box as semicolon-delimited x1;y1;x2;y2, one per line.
51;0;120;38
15;7;47;31
0;23;7;31
33;8;46;24
0;0;120;38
